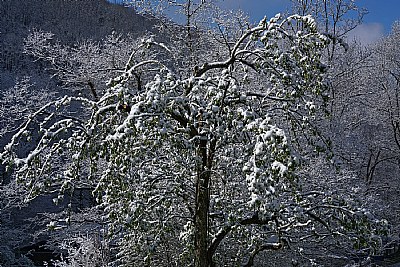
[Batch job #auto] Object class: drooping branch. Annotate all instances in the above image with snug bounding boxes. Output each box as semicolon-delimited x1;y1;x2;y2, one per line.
193;23;266;77
242;242;283;267
207;212;276;262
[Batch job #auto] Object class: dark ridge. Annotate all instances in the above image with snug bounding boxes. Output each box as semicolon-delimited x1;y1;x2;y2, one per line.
0;0;156;72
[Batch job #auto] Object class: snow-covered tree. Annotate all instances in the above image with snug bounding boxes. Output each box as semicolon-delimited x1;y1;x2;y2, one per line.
1;6;389;267
348;22;400;229
23;30;151;101
291;0;367;62
290;0;368;132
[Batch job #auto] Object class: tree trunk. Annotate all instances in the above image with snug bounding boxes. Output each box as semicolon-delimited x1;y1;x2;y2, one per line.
194;136;211;267
194;173;210;267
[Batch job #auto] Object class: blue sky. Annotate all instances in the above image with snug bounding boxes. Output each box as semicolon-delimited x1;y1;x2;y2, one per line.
218;0;400;44
358;0;399;31
219;0;398;32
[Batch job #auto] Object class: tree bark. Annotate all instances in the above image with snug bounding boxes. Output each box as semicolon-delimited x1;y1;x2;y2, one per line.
194;172;210;267
194;135;211;267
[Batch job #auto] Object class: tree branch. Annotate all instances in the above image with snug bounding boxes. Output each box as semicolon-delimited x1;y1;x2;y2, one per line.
242;242;283;267
208;212;275;262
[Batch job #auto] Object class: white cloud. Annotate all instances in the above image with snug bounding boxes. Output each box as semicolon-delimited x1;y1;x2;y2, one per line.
347;23;385;45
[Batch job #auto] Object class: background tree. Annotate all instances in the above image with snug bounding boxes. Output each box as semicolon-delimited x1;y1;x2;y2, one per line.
350;22;400;233
290;1;400;258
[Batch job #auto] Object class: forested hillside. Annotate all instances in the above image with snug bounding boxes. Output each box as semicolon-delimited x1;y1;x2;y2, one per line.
0;0;156;140
0;1;155;265
0;0;399;266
